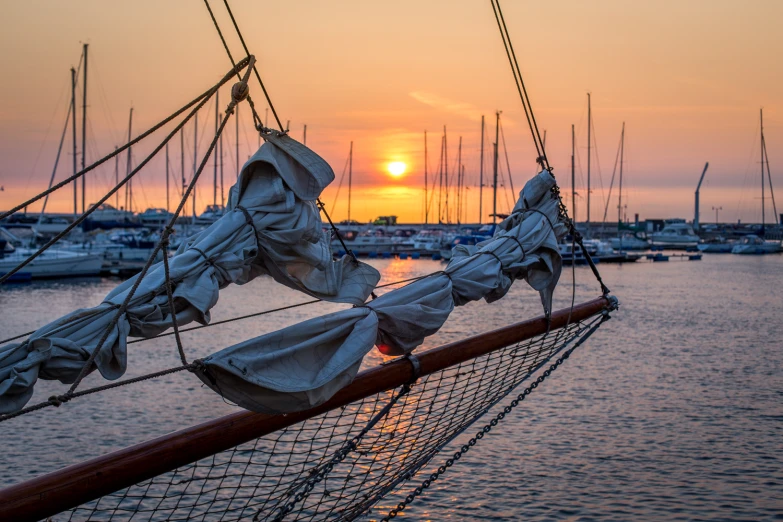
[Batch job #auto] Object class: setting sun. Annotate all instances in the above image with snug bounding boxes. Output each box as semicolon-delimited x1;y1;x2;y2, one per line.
387;161;407;177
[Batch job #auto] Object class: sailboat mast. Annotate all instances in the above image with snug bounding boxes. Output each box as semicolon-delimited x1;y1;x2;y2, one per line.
71;66;78;218
192;112;198;225
235;104;240;180
220;114;224;207
125;108;133;213
180;128;185;202
114;146;119;210
214;91;219;208
81;43;88;214
424;130;428;225
165;143;170;213
444;126;449;224
761;108;765;233
457;136;462;225
493;111;500;224
479;115;485;224
348;141;353;222
571;124;576;222
438;134;443;223
586;93;591;237
618;122;625;223
762;128;779;224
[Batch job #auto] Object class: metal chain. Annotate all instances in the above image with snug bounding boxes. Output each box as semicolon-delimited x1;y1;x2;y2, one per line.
263;383;414;522
381;314;610;521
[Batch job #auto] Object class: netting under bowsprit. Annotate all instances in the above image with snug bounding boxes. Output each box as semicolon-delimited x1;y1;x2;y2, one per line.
2;298;614;522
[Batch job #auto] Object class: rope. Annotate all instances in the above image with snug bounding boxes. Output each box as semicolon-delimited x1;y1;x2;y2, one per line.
161;236;188;366
489;0;609;296
220;0;285;132
0;364;194;423
382;312;611;520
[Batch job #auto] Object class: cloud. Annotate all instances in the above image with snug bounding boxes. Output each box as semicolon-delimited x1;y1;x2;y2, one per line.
409;91;483;122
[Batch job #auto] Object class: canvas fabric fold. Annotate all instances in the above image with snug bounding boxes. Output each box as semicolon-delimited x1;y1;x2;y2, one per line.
0;136;380;414
197;170;567;414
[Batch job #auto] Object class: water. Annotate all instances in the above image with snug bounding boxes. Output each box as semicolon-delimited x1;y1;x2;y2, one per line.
1;255;782;520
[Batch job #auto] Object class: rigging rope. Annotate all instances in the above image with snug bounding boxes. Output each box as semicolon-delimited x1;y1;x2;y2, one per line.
490;0;609;296
0;58;257;422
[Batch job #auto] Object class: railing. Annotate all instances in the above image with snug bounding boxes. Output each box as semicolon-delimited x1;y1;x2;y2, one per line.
0;297;611;522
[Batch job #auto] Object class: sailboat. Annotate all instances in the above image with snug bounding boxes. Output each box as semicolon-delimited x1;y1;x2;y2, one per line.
0;2;618;520
732;109;782;255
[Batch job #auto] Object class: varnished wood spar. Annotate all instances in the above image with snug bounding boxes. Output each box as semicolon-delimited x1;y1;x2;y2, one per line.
0;297;610;522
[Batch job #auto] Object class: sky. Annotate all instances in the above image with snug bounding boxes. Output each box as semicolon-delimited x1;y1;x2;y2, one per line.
1;0;782;224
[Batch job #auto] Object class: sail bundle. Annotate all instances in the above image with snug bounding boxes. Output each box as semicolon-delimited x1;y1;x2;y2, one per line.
0;136;566;416
0;136;380;414
195;169;566;413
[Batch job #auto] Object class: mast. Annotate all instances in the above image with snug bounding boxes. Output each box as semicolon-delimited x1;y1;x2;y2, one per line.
81;43;88;214
165;143;170;213
618;122;625;224
586;93;591;237
444;125;449;224
761;108;765;234
424;130;428;225
235;104;240;180
303;124;307;146
180;128;185;204
124;108;133;212
192;111;198;225
571;124;576;223
114;146;119;210
220;114;224;207
438;134;443;223
71;67;78;218
762;124;779;224
348;141;353;222
479;115;485;224
457;136;462;225
214;91;219;208
493;111;500;224
461;165;466;223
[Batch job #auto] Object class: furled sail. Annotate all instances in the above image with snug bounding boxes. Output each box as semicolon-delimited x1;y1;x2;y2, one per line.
195;169;566;413
0;135;380;414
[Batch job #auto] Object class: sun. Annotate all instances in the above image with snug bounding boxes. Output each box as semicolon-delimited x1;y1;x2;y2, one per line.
387;161;406;178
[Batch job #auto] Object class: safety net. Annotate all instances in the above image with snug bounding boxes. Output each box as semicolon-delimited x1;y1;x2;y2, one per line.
50;303;611;522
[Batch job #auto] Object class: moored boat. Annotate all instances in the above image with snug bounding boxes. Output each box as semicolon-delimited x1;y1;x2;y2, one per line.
731;234;782;255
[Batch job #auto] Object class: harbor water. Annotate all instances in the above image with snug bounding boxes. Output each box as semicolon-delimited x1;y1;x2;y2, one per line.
1;254;782;520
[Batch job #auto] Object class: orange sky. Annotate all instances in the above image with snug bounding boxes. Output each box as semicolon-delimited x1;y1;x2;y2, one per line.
1;0;782;224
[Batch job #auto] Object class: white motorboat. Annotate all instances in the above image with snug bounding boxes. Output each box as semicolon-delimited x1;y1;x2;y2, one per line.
138;208;174;228
194;205;226;225
332;229;410;255
731;235;782;255
410;229;453;254
86;203;136;226
0;247;102;279
650;221;699;248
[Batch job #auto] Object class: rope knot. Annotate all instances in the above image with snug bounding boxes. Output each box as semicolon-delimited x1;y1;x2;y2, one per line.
231;81;250;103
48;394;71;407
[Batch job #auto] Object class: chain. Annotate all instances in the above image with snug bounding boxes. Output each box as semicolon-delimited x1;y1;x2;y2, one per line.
262;383;414;522
381;314;609;521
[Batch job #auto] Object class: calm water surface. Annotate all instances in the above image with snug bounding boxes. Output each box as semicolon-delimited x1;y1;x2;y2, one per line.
1;255;782;520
